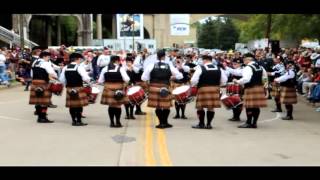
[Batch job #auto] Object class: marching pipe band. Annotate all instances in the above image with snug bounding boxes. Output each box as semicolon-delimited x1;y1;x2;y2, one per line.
28;48;279;129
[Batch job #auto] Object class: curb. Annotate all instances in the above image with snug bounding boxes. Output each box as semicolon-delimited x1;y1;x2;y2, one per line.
0;83;22;91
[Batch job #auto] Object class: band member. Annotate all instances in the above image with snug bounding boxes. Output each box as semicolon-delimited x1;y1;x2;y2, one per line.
133;51;147;115
29;51;57;123
141;49;183;129
172;55;190;119
268;56;285;112
191;55;228;129
234;53;268;128
124;55;136;120
99;55;130;128
274;61;297;120
59;53;91;126
226;58;244;121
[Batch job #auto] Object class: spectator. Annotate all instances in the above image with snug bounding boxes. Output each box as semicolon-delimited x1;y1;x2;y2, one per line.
0;49;10;86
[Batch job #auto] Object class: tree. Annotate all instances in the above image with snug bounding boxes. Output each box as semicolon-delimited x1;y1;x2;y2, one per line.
197;16;239;50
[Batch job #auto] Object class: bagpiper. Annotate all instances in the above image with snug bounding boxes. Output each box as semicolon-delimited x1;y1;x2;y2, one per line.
268;56;286;112
99;55;130;128
59;53;91;126
141;49;183;129
190;55;228;129
234;53;268;128
274;60;297;120
29;51;57;123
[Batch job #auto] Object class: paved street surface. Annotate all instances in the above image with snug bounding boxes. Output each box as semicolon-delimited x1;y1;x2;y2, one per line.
0;85;320;166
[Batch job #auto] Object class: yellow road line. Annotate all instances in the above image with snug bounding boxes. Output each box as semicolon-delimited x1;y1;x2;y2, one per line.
157;128;172;166
145;108;156;166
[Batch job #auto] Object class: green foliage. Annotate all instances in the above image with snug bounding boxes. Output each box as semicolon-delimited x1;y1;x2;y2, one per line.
197;17;239;50
234;14;320;43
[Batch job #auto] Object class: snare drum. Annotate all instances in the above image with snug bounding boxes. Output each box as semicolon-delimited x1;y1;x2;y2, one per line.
220;94;242;109
226;83;241;95
127;86;147;105
89;86;100;104
172;85;191;104
83;86;92;96
49;81;63;95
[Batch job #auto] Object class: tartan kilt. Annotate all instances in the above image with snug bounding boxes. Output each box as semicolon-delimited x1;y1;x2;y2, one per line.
135;81;148;93
29;80;52;105
243;85;267;108
66;87;89;108
271;82;281;98
100;82;129;107
280;86;297;105
196;86;221;109
147;83;172;109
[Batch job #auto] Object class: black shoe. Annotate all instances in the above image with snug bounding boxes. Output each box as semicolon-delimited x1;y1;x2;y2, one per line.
181;115;188;119
115;123;123;128
73;122;88;126
72;122;77;126
130;115;136;120
110;123;116;128
282;116;293;120
205;124;213;129
164;123;173;128
251;124;257;128
135;111;146;115
34;111;37;115
173;115;180;119
125;116;130;119
192;124;205;129
37;119;54;123
238;123;252;128
155;124;166;129
271;109;282;112
24;88;28;91
228;117;240;121
81;115;86;118
48;104;57;108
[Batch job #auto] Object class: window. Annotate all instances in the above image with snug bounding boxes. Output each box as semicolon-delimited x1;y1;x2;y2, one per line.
129;45;133;48
148;44;154;49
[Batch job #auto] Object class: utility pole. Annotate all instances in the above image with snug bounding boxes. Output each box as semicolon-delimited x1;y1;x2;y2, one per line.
132;14;135;52
19;14;24;49
265;14;272;39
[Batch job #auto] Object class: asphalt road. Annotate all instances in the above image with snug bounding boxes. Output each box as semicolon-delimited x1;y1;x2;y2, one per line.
0;85;320;166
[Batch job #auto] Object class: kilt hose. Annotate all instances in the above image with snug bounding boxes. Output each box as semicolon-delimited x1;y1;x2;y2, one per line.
29;80;52;106
280;86;297;105
195;86;221;109
243;85;267;108
147;83;172;109
66;87;89;108
101;82;129;108
271;82;281;98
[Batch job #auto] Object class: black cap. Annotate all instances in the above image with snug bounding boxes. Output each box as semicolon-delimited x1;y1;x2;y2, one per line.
233;58;243;64
286;60;295;65
39;51;51;58
69;53;83;62
111;55;120;63
157;49;166;59
243;53;254;58
202;55;212;61
126;56;134;62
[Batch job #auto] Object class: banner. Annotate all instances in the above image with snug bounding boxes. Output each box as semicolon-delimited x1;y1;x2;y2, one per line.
117;14;144;39
170;14;190;36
